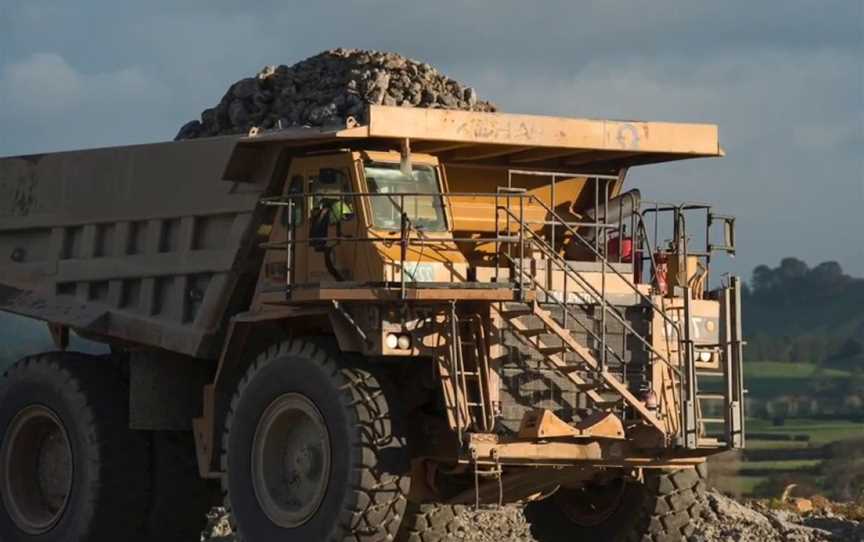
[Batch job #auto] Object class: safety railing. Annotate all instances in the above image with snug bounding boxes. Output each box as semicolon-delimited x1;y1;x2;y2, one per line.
494;193;684;374
260;189;684;368
260;189;737;447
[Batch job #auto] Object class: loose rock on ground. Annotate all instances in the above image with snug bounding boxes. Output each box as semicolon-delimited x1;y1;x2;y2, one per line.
176;48;496;140
202;491;864;541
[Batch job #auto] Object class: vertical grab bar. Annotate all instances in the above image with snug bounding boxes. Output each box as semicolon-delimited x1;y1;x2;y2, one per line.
400;194;407;300
682;287;698;449
286;197;294;289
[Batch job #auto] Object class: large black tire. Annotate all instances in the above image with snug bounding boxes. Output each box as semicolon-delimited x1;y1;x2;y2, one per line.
0;353;149;542
396;502;464;542
141;431;213;542
222;339;411;541
525;465;708;542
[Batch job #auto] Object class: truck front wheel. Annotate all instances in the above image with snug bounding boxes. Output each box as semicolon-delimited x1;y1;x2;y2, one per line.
222;339;411;541
524;466;707;542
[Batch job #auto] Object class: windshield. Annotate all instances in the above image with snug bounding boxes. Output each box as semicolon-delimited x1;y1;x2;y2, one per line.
364;162;447;231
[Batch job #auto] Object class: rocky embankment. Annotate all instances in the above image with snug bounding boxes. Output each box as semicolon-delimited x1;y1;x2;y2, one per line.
176;48;496;140
203;491;864;541
695;492;864;541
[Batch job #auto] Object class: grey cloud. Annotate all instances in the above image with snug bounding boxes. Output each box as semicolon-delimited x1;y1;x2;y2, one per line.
2;53;166;116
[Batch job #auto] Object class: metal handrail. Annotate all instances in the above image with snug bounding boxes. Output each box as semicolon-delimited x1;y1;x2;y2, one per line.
261;189;724;441
526;197;684;333
263;189;684;372
260;187;742;447
496;205;683;378
500;251;630;369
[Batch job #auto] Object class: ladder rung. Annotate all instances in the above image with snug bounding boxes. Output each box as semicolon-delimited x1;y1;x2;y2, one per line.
700;417;726;424
697;394;726;401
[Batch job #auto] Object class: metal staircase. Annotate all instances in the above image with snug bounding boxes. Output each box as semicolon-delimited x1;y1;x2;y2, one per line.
481;191;743;450
491;300;666;432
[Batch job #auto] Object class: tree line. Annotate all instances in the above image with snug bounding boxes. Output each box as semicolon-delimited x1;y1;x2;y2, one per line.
743;258;864;369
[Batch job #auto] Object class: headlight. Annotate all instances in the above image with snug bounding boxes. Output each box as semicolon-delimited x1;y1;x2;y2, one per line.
698;350;713;363
397;335;411;350
385;334;399;349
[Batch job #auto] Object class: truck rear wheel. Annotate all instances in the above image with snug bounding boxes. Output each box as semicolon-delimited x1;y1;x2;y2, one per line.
524;465;707;542
0;353;149;542
222;339;410;541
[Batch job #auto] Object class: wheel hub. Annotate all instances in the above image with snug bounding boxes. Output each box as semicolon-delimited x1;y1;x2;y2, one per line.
252;393;331;528
1;405;73;534
556;478;627;527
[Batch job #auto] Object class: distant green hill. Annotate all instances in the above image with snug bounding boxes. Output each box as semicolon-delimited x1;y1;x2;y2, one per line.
743;258;864;370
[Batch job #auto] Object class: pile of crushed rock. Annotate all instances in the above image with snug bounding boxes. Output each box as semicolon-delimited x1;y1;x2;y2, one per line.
694;492;864;542
176;49;496;140
202;491;864;541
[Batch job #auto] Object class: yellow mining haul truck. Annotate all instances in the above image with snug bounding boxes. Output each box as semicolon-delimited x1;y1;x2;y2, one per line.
0;106;743;542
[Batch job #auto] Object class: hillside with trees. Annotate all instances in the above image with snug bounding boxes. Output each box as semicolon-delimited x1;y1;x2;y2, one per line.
744;258;864;370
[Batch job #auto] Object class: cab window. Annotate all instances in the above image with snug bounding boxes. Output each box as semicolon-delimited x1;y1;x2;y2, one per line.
310;168;354;223
364;162;446;231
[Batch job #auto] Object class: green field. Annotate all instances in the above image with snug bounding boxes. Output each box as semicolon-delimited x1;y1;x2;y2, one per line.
709;361;864;497
743;361;853;398
747;418;864;445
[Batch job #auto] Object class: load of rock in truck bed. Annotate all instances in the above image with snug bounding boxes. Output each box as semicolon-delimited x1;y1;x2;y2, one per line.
175;48;497;140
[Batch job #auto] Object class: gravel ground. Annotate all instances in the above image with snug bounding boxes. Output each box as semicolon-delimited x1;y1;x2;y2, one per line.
202;491;864;541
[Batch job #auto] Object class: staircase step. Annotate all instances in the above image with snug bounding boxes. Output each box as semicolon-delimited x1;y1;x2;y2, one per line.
538;345;567;355
500;306;533;317
571;380;605;390
592;399;623;409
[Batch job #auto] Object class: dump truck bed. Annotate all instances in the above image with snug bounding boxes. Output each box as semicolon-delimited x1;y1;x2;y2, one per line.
0;137;277;357
0;105;723;359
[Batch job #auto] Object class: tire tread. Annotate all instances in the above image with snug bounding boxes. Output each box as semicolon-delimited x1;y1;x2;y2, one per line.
220;339;409;541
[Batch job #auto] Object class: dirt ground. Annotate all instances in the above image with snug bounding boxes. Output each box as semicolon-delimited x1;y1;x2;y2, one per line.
202;491;864;542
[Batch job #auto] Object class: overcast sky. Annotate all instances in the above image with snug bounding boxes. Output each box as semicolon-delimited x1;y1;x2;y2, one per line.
1;1;862;279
